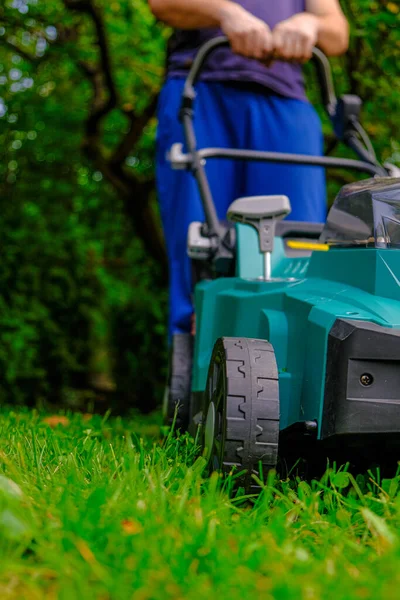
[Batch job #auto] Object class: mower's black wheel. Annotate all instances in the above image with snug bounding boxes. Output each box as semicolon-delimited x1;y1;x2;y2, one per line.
164;333;194;431
202;337;280;492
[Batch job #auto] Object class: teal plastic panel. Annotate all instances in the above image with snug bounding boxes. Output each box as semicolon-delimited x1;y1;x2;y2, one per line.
193;243;400;437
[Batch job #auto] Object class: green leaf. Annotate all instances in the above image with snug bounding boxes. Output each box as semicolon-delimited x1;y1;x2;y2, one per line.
332;472;350;489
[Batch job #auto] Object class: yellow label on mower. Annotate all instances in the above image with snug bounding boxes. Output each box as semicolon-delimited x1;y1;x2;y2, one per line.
286;241;330;252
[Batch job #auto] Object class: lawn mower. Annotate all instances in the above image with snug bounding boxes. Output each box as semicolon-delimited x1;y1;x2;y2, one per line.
167;37;400;491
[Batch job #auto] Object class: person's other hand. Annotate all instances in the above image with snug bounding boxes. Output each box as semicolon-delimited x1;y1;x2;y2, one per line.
272;14;319;63
219;3;273;61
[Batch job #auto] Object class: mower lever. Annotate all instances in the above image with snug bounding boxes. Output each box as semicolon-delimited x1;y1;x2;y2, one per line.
227;195;291;280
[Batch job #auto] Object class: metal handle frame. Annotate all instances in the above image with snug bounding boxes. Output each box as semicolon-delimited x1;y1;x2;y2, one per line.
177;36;387;240
182;37;337;118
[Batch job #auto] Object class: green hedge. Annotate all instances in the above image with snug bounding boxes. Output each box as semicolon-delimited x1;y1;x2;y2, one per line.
0;0;398;410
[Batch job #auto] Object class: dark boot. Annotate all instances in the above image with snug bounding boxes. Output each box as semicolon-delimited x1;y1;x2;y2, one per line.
163;333;194;431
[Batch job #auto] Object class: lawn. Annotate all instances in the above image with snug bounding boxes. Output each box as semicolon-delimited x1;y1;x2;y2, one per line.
0;409;399;599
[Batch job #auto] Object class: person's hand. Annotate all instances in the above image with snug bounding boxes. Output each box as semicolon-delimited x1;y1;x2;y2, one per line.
219;3;273;61
272;13;320;63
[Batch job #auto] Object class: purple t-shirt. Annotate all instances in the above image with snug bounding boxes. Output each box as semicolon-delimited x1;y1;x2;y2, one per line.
167;0;307;101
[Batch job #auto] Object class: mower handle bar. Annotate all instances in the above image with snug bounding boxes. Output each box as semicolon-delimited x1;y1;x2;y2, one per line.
170;143;384;177
176;36;387;240
182;36;337;118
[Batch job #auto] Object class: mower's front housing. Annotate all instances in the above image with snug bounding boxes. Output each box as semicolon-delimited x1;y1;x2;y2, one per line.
322;318;400;441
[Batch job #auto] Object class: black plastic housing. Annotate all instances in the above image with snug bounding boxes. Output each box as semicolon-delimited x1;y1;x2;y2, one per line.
322;319;400;440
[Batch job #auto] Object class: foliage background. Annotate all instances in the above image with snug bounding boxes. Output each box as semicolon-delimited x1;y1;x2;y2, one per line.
0;0;399;411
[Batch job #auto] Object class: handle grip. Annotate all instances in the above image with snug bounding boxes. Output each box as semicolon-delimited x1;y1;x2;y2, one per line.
181;36;337;118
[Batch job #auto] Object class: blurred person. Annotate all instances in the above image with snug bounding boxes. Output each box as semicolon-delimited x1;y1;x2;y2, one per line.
149;0;349;337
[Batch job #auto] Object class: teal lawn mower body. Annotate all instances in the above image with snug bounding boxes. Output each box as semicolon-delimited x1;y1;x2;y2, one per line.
166;37;400;491
193;218;400;438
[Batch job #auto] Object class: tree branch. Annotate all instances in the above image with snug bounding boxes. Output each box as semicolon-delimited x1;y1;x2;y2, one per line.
63;0;167;272
0;39;40;63
111;95;159;166
63;0;118;129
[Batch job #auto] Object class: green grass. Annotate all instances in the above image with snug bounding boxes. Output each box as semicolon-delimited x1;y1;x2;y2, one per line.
0;409;400;599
